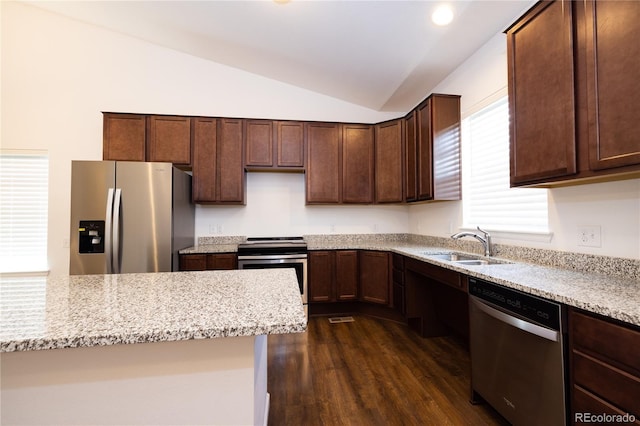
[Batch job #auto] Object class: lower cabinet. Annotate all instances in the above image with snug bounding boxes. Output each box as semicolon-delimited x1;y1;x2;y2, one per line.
308;250;358;302
569;308;640;423
179;253;238;271
359;250;391;305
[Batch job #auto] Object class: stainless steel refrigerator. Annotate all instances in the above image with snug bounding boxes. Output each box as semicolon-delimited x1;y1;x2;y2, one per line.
69;161;194;275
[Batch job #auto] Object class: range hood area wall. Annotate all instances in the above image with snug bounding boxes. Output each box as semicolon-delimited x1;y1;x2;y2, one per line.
3;2;639;275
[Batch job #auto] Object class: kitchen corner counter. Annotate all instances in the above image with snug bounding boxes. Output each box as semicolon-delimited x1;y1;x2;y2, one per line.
0;269;307;353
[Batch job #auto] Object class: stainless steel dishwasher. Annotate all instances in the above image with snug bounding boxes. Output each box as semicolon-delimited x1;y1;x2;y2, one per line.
469;277;568;426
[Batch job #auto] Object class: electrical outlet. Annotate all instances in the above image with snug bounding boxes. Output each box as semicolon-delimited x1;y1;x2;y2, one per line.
209;224;217;234
63;238;70;248
578;225;601;247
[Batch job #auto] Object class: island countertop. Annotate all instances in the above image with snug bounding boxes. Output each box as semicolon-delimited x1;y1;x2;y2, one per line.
0;269;307;353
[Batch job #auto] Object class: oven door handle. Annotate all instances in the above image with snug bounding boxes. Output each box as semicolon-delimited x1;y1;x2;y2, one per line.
237;255;307;262
470;296;559;342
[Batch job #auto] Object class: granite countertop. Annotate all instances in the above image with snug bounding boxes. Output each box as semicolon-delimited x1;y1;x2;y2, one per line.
181;235;640;327
0;269;307;353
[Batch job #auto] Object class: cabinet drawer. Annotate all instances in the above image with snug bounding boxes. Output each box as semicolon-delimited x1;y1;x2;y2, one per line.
206;253;237;270
573;385;640;424
573;351;640;418
179;254;206;271
572;310;640;373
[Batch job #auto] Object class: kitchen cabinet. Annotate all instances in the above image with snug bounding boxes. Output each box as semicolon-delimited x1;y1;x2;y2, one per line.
306;122;341;204
308;250;358;302
375;119;404;203
192;118;245;204
244;120;305;171
409;94;461;202
179;253;238;271
404;111;417;202
342;124;374;204
103;113;146;162
507;0;640;187
569;309;640;423
147;115;192;167
359;250;391;305
404;257;468;340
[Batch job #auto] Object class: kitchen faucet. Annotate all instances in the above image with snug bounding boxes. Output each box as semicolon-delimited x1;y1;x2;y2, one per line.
451;226;493;257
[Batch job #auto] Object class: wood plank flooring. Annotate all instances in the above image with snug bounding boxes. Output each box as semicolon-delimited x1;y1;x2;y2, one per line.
267;315;508;426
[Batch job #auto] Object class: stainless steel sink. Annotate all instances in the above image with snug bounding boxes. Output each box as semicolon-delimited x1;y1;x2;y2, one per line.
426;253;511;265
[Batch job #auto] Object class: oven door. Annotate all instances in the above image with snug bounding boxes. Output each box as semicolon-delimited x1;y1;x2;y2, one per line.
237;255;307;305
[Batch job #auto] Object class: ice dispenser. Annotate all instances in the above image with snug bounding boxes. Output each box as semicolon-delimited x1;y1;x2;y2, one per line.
78;220;105;253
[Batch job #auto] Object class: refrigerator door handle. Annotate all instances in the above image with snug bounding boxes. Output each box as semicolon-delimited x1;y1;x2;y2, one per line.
105;188;115;274
113;188;122;274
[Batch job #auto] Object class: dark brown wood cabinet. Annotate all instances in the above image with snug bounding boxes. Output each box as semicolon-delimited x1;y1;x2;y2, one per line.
192;118;245;204
359;250;391;305
103;113;146;162
308;250;358;302
342;124;374;204
404;111;418;202
408;94;461;202
507;0;640;187
306;122;342;204
244;120;305;171
392;254;406;316
569;309;640;423
375;119;404;203
179;253;238;271
147;115;192;167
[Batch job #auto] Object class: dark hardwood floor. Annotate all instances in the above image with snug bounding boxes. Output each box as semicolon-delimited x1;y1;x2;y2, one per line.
267;315;508;426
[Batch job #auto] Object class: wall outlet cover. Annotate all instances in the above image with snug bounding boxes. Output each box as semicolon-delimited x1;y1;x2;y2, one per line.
578;225;601;247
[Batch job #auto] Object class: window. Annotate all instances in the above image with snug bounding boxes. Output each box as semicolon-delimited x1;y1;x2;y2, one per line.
0;151;49;273
461;96;549;234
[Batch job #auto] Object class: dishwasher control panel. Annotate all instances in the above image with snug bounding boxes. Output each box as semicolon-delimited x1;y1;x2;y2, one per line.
469;278;561;330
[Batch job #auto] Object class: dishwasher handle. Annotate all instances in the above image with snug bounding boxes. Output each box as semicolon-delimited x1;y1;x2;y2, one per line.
470;296;559;342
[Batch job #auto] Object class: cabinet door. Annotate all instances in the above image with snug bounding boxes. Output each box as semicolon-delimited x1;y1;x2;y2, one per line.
179;254;206;271
276;121;305;168
507;0;577;185
147;115;191;166
308;251;335;302
432;95;461;200
416;100;433;200
192;118;217;203
375;119;404;203
584;0;640;171
306;122;341;204
244;119;274;167
103;113;146;162
359;251;390;305
218;118;245;204
335;250;358;301
404;111;417;202
342;124;374;204
206;253;237;270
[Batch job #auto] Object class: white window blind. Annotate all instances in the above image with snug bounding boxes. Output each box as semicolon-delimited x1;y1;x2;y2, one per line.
461;97;549;233
0;151;49;273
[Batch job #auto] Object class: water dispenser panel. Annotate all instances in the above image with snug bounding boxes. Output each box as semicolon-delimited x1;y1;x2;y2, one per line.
78;220;105;253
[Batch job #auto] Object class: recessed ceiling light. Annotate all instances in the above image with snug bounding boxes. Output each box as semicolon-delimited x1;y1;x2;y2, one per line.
432;5;454;26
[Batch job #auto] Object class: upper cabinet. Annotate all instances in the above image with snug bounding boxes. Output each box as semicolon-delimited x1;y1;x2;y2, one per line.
147;115;191;167
407;94;461;202
342;124;374;204
306;122;342;204
103;113;191;168
244;120;305;171
507;0;640;187
103;113;146;162
192;117;245;204
375;119;404;203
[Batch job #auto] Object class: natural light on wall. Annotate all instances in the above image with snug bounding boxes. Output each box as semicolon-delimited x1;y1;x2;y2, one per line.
0;151;49;274
461;96;549;234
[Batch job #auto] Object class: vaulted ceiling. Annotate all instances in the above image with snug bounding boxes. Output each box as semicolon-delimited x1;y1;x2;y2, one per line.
27;0;533;112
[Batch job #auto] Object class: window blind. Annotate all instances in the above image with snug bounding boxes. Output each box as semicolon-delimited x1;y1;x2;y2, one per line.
461;97;549;233
0;151;49;273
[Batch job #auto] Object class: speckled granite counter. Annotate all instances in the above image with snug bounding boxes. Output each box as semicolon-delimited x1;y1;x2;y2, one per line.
181;233;640;327
0;269;307;353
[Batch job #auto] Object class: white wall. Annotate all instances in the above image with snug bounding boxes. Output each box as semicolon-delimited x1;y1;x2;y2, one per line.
1;2;402;275
3;2;638;277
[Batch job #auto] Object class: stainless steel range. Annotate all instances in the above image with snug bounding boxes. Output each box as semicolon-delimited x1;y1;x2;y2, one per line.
237;237;308;311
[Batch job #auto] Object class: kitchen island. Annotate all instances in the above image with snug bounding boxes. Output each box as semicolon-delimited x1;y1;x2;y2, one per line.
0;269;307;425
